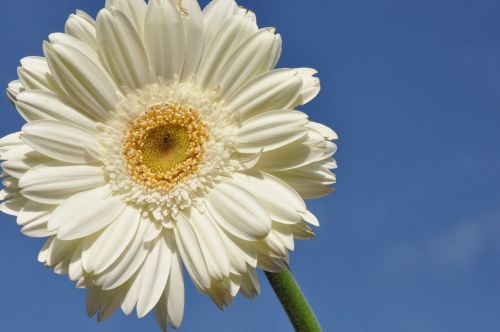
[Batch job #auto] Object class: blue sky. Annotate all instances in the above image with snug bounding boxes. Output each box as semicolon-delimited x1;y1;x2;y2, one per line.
0;0;499;331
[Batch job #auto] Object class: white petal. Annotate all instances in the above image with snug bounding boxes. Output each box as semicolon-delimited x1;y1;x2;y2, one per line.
65;11;98;50
197;14;257;89
49;186;125;240
254;137;326;171
306;121;338;141
2;150;51;179
96;219;150;290
211;29;281;98
7;80;23;103
299;210;320;227
44;237;81;268
296;68;321;104
137;236;172;318
97;8;152;90
19;210;54;238
69;242;84;283
216;226;257;274
272;162;336;199
207;181;271;241
144;0;185;81
17;57;55;92
0;132;25;157
16;90;96;132
227;69;303;120
233;172;306;224
180;0;205;79
187;208;230;281
17;200;53;226
166;247;184;328
0;196;27;216
236;110;308;153
173;213;211;289
83;205;140;274
21;120;103;164
202;0;238;40
43;42;120;121
240;267;260;299
105;0;147;34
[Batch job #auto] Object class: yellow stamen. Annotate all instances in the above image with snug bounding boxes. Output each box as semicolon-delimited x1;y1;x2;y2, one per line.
124;104;208;191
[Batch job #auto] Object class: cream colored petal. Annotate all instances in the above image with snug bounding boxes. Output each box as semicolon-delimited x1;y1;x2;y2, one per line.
7;80;23;104
179;0;205;79
2;150;51;179
17;57;55;92
49;186;125;240
207;181;271;241
254;137;326;171
233;172;306;225
173;212;211;290
211;29;282;98
105;0;147;34
166;246;184;328
85;206;140;274
97;8;152;90
43;42;120;121
16;90;96;131
144;0;185;81
65;10;98;50
236;110;308;153
136;236;172;318
196;14;257;89
95;219;151;290
186;208;230;281
202;0;238;40
21;120;103;164
19;162;105;205
227;69;303;120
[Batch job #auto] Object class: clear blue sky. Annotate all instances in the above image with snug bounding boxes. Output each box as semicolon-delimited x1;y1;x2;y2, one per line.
1;0;499;331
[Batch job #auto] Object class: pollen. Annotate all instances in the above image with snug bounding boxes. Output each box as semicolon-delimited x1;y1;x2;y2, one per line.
124;104;209;191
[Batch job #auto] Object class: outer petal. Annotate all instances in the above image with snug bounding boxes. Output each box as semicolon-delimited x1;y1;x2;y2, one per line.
95;219;151;290
16;90;96;131
233;172;306;224
187;208;230;281
49;186;125;240
196;14;257;89
253;137;326;171
206;181;271;241
7;80;23;103
144;0;185;81
180;0;205;79
97;8;152;90
83;205;140;274
105;0;147;34
65;10;98;50
19;162;105;205
202;0;238;40
21;120;103;164
43;41;120;121
17;57;56;92
208;28;282;98
134;236;172;318
236;110;308;153
173;213;211;290
227;69;304;120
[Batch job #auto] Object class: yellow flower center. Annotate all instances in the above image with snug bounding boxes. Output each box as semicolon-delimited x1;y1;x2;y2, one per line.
124;104;208;191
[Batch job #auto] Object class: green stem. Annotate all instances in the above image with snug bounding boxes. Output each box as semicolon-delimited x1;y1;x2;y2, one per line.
265;268;323;332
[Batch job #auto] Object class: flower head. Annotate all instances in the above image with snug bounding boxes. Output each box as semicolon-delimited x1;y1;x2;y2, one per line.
1;0;337;329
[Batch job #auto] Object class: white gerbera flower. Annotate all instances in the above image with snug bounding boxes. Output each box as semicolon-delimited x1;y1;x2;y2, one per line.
1;0;337;330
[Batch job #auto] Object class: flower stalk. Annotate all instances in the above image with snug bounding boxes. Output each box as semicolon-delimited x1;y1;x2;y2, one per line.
265;268;323;332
